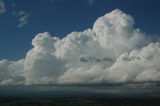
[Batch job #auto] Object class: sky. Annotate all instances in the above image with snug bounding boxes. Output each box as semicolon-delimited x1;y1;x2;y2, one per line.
0;0;160;60
0;0;160;97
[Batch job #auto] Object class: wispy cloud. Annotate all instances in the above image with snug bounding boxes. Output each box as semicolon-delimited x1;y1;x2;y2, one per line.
11;3;16;8
0;0;6;14
50;0;55;2
87;0;96;5
18;12;30;28
12;10;31;28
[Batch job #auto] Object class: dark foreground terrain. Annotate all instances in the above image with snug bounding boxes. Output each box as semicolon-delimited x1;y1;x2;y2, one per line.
1;86;160;106
1;97;160;106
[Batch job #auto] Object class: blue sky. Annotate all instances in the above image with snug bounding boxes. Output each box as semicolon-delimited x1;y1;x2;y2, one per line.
0;0;160;60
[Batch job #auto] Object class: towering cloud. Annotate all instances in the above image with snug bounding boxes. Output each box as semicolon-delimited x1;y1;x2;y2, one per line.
24;33;66;84
0;9;160;85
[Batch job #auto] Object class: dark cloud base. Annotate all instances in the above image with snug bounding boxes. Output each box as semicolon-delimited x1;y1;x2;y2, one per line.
0;85;160;98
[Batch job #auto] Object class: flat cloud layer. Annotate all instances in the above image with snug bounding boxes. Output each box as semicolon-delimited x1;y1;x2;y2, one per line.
0;9;160;85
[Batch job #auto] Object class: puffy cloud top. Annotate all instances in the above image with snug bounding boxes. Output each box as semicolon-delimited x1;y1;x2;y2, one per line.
0;9;160;85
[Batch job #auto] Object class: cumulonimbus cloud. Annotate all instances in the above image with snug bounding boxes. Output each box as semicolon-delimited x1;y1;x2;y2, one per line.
0;9;160;85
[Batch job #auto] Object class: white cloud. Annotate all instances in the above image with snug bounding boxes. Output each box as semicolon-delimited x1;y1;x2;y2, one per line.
12;10;31;28
18;12;30;28
23;32;66;85
0;0;6;14
0;59;25;85
0;9;160;85
102;42;160;83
